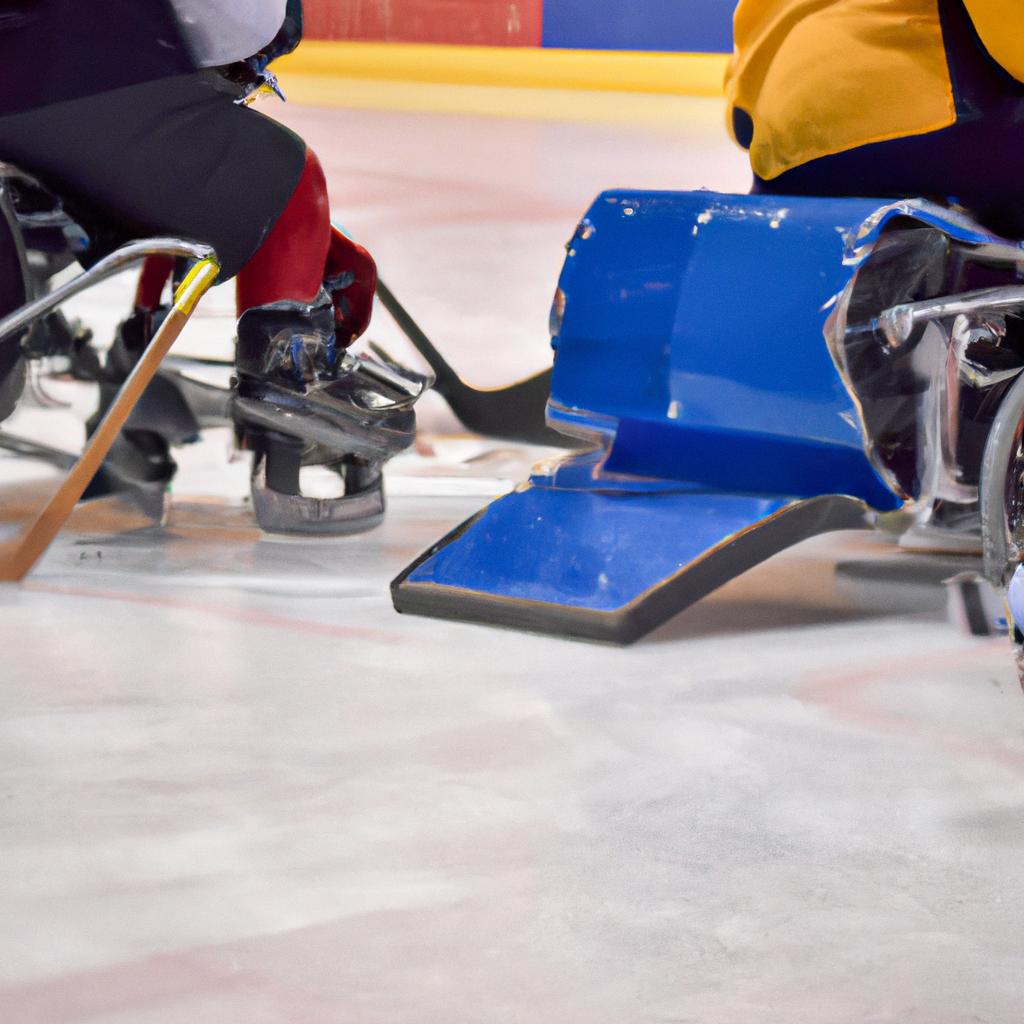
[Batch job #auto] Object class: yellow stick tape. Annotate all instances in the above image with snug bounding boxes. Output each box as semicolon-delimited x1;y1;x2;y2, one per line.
174;258;220;316
277;42;729;97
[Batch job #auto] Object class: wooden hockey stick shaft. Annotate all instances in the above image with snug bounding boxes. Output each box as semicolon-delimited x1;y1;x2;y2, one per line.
0;257;220;582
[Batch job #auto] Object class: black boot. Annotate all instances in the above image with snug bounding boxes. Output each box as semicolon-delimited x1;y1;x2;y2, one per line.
232;293;428;534
21;308;98;382
83;308;199;500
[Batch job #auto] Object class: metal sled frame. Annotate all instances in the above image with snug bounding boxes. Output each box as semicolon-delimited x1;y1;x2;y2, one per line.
0;236;219;580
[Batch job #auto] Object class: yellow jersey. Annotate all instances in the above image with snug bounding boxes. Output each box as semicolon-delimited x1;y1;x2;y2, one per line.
726;0;1024;181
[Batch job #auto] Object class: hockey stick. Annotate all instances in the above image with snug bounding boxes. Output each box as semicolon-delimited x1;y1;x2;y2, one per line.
0;257;219;581
373;279;576;448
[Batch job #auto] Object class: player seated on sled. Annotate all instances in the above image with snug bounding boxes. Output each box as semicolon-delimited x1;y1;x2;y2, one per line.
0;0;419;524
727;0;1024;235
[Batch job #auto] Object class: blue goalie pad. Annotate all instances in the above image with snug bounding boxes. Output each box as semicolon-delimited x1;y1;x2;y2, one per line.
392;489;872;643
393;191;1024;642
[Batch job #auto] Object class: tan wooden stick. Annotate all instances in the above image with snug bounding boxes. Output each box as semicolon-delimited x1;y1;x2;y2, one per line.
0;258;220;582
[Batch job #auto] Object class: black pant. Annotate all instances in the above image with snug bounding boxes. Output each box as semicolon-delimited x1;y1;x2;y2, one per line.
753;0;1024;239
0;73;306;280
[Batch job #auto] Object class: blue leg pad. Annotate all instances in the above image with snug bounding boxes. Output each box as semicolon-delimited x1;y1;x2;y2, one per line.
392;486;872;644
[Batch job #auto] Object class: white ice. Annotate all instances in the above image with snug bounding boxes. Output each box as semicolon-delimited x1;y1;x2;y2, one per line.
1;91;1022;1024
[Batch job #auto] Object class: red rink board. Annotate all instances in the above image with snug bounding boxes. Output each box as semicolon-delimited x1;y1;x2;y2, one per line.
303;0;544;47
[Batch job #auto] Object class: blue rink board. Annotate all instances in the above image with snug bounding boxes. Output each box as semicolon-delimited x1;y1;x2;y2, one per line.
542;0;734;54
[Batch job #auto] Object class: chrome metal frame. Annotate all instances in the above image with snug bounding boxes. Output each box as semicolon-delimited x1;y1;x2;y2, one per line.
0;237;215;347
913;320;980;507
830;270;1024;525
878;285;1024;351
980;369;1024;583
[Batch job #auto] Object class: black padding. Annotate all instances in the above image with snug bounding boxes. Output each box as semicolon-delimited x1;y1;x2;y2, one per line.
0;187;28;423
0;74;307;279
731;107;754;150
0;0;195;117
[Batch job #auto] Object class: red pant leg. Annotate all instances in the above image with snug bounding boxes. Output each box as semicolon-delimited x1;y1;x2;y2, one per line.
235;147;332;314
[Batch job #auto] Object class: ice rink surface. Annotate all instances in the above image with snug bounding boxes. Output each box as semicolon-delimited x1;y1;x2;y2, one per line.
2;88;1024;1022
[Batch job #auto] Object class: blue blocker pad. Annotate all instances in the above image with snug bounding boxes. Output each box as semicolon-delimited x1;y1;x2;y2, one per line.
393;191;988;643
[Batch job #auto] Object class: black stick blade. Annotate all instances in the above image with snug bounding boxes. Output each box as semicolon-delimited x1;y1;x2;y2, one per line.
375;279;575;447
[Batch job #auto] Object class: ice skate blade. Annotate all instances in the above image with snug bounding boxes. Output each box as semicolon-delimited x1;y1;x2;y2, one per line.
249;457;385;536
